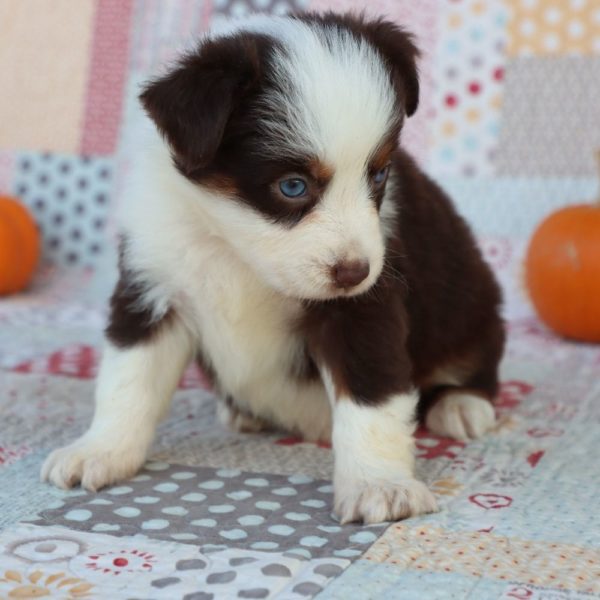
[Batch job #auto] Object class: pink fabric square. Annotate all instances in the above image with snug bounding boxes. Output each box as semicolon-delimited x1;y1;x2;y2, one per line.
130;0;211;74
80;0;135;155
0;0;96;154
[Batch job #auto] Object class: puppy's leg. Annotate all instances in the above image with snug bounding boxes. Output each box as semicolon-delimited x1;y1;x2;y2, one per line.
329;384;437;524
423;325;504;441
306;299;437;524
425;390;496;441
41;316;192;490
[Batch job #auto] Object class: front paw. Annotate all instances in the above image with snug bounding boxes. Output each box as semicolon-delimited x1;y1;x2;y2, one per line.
334;477;438;524
41;435;146;492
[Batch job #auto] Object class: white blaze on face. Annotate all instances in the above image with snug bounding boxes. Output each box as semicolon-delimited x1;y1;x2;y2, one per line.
199;18;399;300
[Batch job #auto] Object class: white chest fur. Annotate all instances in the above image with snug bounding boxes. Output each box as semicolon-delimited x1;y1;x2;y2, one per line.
177;240;330;439
183;240;303;400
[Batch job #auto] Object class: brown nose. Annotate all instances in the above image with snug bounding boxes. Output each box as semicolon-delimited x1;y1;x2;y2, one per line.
333;260;370;288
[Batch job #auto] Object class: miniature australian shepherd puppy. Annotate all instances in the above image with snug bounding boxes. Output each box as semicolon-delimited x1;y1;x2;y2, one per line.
42;12;504;524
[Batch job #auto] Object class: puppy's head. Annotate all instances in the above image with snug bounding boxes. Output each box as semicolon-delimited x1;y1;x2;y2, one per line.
141;13;419;300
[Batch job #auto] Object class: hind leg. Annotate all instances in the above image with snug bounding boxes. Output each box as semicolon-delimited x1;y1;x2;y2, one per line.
217;396;275;434
421;327;504;441
425;390;496;441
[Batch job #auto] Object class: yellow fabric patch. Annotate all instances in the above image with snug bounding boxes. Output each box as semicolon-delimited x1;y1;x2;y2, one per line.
0;0;96;153
507;0;600;56
364;524;600;593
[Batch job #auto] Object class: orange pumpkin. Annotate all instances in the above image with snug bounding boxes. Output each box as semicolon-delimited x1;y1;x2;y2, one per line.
525;196;600;343
0;195;40;295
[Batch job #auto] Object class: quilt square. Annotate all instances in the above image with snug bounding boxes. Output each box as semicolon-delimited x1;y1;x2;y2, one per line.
0;522;349;599
34;464;387;560
12;152;114;268
495;57;600;176
0;0;96;153
507;0;600;56
427;0;509;176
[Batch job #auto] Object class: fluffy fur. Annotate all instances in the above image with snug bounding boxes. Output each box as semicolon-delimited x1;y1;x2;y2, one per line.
42;12;504;524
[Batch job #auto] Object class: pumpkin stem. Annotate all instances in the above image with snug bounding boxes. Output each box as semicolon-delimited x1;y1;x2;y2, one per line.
597;149;600;204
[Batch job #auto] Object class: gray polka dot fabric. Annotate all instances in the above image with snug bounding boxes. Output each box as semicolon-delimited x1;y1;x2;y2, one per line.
35;463;385;560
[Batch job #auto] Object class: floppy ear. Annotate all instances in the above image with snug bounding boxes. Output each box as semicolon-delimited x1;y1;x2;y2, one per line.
140;34;267;174
361;18;421;117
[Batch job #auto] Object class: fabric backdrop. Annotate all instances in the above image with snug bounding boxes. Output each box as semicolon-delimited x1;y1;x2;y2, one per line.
0;2;599;599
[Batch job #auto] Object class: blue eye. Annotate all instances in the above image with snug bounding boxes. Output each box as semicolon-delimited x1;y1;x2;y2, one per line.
373;165;390;185
279;178;308;198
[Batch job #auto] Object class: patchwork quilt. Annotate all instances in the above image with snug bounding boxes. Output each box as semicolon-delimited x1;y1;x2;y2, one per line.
1;1;599;598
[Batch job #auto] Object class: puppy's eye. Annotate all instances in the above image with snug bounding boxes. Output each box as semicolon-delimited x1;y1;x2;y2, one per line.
372;165;390;185
279;177;308;198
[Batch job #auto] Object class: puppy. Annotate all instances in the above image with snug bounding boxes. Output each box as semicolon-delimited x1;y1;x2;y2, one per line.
42;12;504;524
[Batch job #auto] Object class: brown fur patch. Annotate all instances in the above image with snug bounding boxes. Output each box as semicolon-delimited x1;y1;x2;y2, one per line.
369;136;396;172
302;270;413;404
308;158;334;186
105;239;173;348
140;33;275;176
420;353;479;389
202;174;239;196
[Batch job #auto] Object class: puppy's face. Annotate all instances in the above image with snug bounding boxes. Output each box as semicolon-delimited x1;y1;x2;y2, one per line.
141;14;419;300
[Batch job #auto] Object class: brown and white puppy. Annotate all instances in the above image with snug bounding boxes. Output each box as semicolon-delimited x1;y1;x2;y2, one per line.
42;12;504;524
